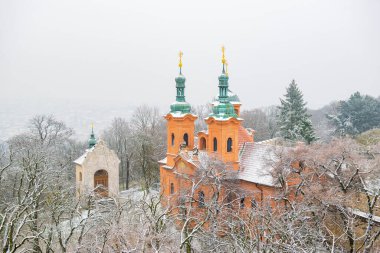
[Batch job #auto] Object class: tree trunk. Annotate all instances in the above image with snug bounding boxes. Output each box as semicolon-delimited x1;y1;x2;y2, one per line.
126;158;130;190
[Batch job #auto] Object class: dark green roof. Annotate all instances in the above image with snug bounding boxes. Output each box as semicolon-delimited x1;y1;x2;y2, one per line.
88;127;96;148
170;101;191;114
209;101;238;119
213;89;240;103
208;72;238;119
169;72;191;114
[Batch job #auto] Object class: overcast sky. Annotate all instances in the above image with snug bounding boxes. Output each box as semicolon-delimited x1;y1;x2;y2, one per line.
1;0;379;110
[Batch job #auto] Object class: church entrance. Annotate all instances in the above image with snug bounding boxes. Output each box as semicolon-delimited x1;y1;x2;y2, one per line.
94;170;109;197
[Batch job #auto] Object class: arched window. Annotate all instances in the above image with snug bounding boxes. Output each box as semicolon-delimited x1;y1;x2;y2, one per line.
240;196;245;208
199;137;206;150
227;138;233;152
183;133;189;146
170;183;174;194
179;197;187;217
171;133;175;146
226;192;233;208
251;198;257;209
198;191;205;207
94;170;109;197
79;172;82;181
213;138;218;152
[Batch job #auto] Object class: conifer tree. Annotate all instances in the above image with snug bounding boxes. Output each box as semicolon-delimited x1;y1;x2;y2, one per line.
328;92;380;136
277;80;317;144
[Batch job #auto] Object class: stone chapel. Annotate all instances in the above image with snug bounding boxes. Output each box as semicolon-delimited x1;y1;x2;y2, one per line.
74;127;120;198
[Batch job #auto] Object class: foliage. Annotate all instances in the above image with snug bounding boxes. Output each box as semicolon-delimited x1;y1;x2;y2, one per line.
356;128;380;146
328;92;380;136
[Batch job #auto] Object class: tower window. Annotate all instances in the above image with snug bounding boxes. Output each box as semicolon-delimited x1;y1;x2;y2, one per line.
171;133;175;146
183;133;189;146
227;138;233;152
198;191;205;207
213;138;218;152
240;196;245;208
170;183;174;194
199;137;206;150
226;192;233;208
251;198;257;209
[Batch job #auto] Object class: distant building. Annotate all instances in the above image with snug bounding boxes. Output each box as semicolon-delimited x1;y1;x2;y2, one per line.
159;48;286;210
74;128;120;197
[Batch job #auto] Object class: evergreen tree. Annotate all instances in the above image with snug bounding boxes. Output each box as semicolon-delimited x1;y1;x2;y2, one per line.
277;80;317;144
328;92;380;136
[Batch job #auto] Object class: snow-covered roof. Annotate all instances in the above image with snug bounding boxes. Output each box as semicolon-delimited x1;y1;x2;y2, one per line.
158;157;167;164
167;111;197;118
73;147;94;165
212;89;241;104
204;115;244;121
238;142;278;187
238;126;254;151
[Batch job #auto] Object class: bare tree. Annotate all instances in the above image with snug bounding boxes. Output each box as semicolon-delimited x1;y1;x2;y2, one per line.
271;138;380;252
130;105;166;190
103;118;134;190
241;106;279;141
192;104;212;133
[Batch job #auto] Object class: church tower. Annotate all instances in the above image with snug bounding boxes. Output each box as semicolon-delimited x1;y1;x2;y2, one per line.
201;47;242;170
164;51;198;167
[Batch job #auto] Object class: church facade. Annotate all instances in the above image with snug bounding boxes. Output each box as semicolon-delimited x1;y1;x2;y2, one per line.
74;128;120;198
159;49;285;211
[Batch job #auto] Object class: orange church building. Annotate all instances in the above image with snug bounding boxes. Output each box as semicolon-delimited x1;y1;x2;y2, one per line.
159;48;287;214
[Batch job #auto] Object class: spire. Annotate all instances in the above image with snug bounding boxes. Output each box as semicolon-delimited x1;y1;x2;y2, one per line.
88;123;97;148
170;51;191;114
209;46;237;119
222;46;226;73
218;46;229;103
175;51;186;103
179;51;183;75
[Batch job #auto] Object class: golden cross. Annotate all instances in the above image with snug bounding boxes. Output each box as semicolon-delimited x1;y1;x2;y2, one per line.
221;46;226;64
178;51;183;69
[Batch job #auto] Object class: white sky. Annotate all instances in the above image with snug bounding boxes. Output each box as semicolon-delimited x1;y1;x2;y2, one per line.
1;0;379;110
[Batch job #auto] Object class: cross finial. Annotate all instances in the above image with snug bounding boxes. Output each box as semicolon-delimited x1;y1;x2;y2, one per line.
178;51;183;74
222;46;226;64
91;123;94;133
221;46;227;73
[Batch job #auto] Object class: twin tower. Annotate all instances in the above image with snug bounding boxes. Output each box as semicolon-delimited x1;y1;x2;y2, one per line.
164;48;249;171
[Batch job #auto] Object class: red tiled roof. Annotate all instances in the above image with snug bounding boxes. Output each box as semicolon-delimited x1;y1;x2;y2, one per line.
238;125;254;151
238;142;277;186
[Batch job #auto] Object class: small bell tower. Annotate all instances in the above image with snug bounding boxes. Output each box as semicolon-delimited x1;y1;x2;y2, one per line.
164;51;197;167
88;123;96;148
205;46;242;170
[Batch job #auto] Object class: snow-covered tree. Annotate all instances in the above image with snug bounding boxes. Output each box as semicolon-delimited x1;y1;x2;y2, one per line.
328;92;380;136
277;80;317;144
103;118;133;190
